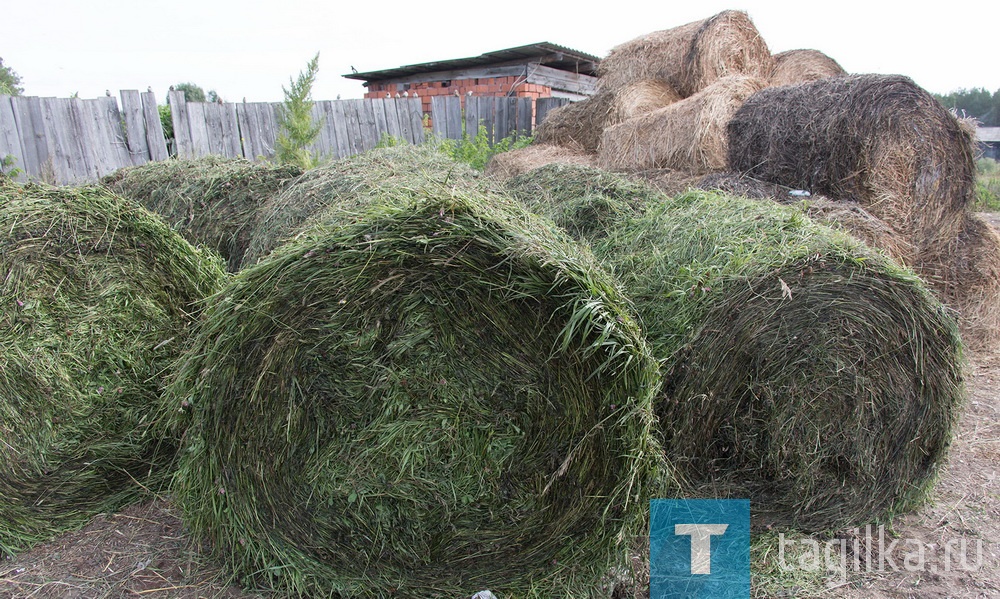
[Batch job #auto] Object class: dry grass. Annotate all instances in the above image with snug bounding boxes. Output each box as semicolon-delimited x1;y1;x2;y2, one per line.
533;91;616;153
599;75;764;174
484;144;596;181
598;10;773;97
768;49;846;87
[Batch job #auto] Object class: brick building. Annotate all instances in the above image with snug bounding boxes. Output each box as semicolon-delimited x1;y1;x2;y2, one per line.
343;42;599;116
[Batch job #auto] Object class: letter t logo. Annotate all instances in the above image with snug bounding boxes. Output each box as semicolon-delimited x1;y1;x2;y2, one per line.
675;524;729;574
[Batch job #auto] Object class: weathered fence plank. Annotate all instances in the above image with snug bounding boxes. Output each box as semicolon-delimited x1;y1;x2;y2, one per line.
406;98;425;144
311;101;332;159
98;96;133;174
535;97;571;127
0;96;27;180
330;100;351;159
40;97;73;183
168;90;194;159
120;90;150;166
515;97;532;137
11;96;47;181
142;91;169;162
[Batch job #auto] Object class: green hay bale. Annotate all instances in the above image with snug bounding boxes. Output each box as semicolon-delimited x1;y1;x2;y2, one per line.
0;179;226;557
243;144;478;265
169;151;666;597
504;164;964;531
102;156;303;271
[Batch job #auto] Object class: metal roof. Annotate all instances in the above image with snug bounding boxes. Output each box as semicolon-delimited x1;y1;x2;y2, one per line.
979;127;1000;143
343;42;600;83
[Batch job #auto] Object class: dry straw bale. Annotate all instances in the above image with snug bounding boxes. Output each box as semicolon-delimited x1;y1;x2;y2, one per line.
504;164;964;531
534;81;681;155
103;157;303;271
533;91;616;153
698;171;915;264
612;79;683;120
0;180;225;557
598;10;773;98
916;212;1000;350
768;49;846;87
728;74;977;257
599;75;764;174
484;143;596;181
168;146;666;597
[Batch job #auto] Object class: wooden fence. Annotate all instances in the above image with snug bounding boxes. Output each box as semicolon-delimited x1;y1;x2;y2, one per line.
0;92;573;185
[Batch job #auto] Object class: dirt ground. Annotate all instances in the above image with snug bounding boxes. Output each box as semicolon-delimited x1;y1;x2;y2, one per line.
2;219;999;599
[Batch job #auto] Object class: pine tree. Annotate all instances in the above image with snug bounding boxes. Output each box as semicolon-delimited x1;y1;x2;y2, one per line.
276;53;322;169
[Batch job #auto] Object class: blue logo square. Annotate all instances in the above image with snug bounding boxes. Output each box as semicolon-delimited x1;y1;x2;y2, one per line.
649;499;750;599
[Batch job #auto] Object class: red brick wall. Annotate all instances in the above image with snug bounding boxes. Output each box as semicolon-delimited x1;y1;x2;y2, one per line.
364;76;553;114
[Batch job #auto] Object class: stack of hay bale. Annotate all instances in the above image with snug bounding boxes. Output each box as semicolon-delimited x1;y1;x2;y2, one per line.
489;8;999;348
502;164;964;531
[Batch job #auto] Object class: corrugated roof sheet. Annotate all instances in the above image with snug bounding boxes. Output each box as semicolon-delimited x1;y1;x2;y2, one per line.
344;42;600;83
978;127;1000;143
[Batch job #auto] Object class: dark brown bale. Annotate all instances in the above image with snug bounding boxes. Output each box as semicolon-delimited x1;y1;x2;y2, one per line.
727;74;977;259
768;49;846;87
598;10;773;97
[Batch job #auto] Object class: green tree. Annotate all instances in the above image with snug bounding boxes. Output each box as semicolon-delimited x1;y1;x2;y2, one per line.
275;52;322;170
935;87;1000;126
172;82;206;102
0;57;24;96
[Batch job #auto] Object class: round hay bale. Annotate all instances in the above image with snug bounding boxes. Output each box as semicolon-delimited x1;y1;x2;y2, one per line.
244;145;482;264
612;79;682;121
102;157;303;271
169;155;666;597
917;212;1000;350
533;91;615;153
598;10;773;97
484;143;596;181
503;163;656;242
727;74;978;256
533;82;680;156
768;49;846;87
0;180;225;557
698;171;915;264
598;75;764;174
504;165;964;531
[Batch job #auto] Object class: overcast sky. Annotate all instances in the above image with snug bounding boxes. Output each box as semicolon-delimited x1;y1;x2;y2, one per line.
5;1;998;104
